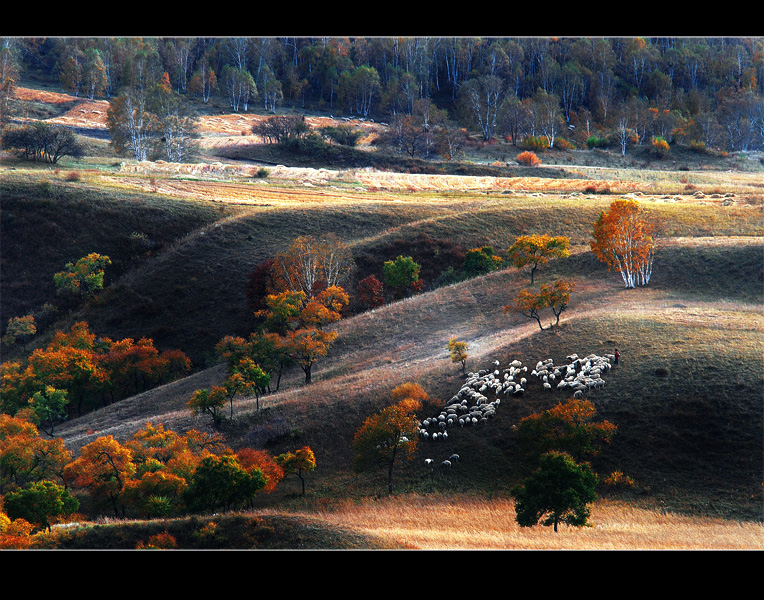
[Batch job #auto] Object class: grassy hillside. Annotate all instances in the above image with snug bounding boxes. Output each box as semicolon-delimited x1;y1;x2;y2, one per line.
3;165;762;365
2;86;763;548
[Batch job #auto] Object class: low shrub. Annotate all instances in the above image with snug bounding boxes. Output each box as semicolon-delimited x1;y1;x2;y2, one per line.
516;151;541;167
520;135;549;151
585;136;609;149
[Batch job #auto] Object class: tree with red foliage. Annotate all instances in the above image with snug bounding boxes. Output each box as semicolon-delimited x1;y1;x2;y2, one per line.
357;275;385;310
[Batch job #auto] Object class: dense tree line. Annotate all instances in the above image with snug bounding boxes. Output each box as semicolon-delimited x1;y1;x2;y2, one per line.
0;36;762;153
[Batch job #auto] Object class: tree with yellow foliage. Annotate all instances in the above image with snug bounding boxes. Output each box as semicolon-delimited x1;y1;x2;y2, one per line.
507;235;570;284
448;337;469;375
275;446;316;496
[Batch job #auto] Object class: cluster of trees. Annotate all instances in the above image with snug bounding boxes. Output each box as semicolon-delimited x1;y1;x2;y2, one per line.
1;37;762;161
193;234;356;428
503;199;657;330
0;321;191;427
0;122;83;163
3;252;110;361
511;398;618;531
349;381;621;534
0;414;315;546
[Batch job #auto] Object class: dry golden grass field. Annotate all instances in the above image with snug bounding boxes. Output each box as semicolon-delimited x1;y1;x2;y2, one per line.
3;86;763;549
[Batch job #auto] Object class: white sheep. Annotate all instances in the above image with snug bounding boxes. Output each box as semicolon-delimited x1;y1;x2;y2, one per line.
442;460;452;467
424;458;433;467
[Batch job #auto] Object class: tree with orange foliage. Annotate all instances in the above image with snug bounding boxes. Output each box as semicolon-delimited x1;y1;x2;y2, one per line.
515;398;617;464
547;279;575;326
507;287;547;330
506;279;575;330
122;423;230;516
281;327;337;385
222;357;270;414
0;414;73;492
590;199;656;288
508;234;570;284
25;339;109;417
14;322;190;417
122;466;188;518
448;337;469;375
275;446;316;497
255;285;348;385
257;285;349;334
236;448;285;495
0;511;35;549
64;435;136;518
353;383;424;494
125;422;189;466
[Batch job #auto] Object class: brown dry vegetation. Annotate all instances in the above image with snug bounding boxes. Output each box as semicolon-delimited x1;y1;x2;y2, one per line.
3;86;763;549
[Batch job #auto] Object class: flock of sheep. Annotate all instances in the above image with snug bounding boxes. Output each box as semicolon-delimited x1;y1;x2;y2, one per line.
418;352;616;469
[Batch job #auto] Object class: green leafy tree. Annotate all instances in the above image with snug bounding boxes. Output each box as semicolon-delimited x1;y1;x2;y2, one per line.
511;451;599;532
383;255;422;299
463;246;503;277
28;386;69;436
3;480;79;532
223;357;270;414
187;386;228;427
53;253;111;299
182;454;266;514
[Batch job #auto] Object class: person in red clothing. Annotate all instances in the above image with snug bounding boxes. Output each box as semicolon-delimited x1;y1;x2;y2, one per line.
614;348;620;365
